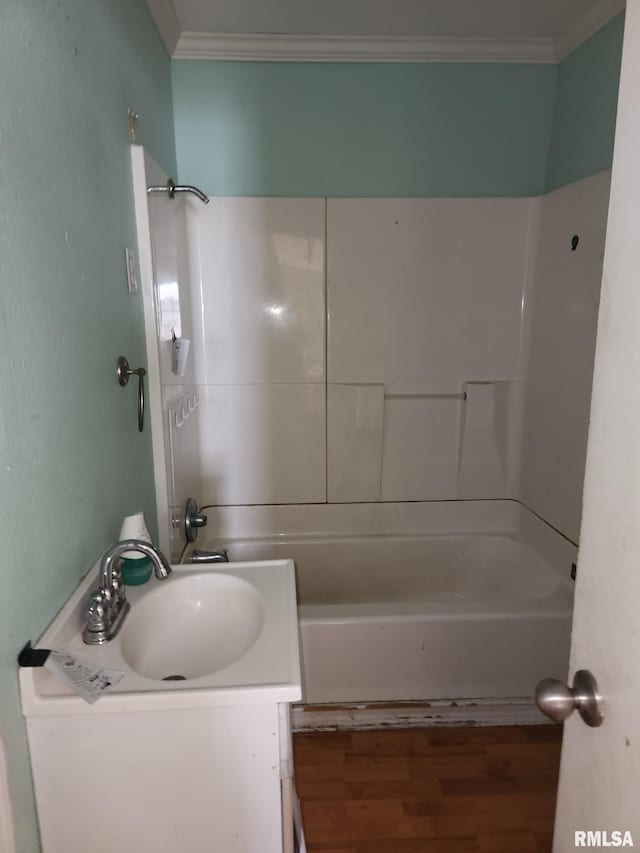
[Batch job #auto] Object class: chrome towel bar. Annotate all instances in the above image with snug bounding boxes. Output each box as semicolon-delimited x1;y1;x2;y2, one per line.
116;356;146;432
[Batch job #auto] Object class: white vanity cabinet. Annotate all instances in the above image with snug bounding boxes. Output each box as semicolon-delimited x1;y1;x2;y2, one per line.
25;700;299;853
19;559;303;853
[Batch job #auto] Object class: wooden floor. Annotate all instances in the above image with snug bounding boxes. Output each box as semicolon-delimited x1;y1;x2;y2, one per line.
293;725;562;853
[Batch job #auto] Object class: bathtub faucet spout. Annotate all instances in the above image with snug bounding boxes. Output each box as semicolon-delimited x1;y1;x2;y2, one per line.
190;549;229;564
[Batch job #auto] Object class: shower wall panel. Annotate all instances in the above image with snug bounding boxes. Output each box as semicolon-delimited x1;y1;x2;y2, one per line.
186;198;325;387
520;171;611;542
197;384;326;505
185;198;326;506
327;199;532;393
327;197;538;502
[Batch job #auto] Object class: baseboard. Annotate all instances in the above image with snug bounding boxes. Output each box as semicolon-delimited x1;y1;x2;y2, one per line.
292;697;550;732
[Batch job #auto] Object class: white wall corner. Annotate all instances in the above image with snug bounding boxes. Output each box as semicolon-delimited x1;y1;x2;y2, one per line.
554;0;626;61
145;0;181;56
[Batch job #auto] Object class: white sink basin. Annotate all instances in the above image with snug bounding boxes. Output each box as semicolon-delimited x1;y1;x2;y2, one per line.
120;573;264;681
19;560;301;713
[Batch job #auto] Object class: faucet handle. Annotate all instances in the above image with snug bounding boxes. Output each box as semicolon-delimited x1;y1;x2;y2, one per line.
184;498;208;543
109;570;127;606
86;590;108;634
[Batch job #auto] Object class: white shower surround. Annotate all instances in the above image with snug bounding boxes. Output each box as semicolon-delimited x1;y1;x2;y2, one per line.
179;194;536;511
131;155;609;715
163;172;609;542
133;153;609;547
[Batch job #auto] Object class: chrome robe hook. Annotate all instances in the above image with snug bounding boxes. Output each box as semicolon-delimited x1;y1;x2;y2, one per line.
116;356;146;432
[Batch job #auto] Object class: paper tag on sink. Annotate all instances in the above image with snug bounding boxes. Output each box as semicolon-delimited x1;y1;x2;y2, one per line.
44;650;125;704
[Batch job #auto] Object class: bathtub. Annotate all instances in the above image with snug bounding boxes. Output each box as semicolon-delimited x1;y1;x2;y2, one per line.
197;500;575;706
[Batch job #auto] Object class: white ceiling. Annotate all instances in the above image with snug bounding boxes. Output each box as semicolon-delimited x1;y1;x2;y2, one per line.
147;0;625;61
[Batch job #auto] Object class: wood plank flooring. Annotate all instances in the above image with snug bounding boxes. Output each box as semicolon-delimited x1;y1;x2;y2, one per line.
293;725;562;853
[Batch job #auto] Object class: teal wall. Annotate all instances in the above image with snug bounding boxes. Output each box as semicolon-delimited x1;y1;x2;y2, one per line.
0;2;175;850
172;16;626;199
172;62;557;197
545;14;624;192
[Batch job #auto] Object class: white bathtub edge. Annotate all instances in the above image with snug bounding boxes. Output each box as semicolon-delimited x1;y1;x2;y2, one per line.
203;499;521;541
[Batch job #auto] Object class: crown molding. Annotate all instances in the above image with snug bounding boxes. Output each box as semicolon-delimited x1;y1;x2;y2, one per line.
145;0;181;56
169;0;626;64
173;32;558;63
555;0;625;61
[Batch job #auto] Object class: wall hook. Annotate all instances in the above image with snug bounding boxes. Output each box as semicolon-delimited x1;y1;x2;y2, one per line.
117;356;146;432
128;110;139;142
571;234;579;251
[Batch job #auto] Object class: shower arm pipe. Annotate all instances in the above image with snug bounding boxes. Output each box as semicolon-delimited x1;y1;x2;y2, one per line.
147;178;210;205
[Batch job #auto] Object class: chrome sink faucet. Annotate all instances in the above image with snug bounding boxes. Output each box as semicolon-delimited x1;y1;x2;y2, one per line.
83;539;172;645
